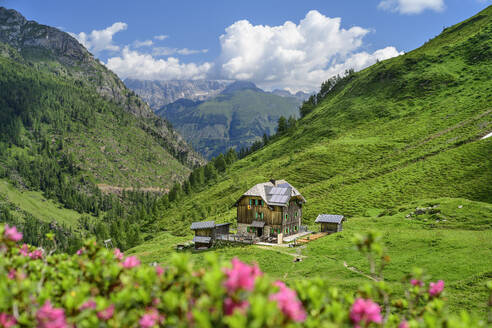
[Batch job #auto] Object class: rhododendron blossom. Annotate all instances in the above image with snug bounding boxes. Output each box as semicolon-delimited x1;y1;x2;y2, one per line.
114;248;124;260
429;280;444;297
19;244;29;256
4;225;22;242
224;258;262;293
269;281;306;322
97;304;115;320
36;301;68;328
30;249;43;260
399;321;410;328
76;248;85;255
122;256;140;268
350;298;382;328
0;313;16;328
139;308;162;328
411;279;423;287
79;300;97;310
155;265;164;277
223;297;250;315
7;269;16;280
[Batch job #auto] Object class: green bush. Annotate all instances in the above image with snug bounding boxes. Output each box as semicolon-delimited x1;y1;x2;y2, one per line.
0;224;490;327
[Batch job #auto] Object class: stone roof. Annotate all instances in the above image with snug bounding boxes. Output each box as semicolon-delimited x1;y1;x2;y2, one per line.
315;214;345;224
239;180;305;207
190;221;215;230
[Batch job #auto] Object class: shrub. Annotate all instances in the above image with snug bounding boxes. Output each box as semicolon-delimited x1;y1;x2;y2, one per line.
0;224;490;327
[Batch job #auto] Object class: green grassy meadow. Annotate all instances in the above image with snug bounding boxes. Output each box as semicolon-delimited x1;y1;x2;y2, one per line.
0;178;84;227
130;197;492;315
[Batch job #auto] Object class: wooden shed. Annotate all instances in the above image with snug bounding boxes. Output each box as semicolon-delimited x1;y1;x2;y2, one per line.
215;223;231;236
315;214;345;233
190;221;215;249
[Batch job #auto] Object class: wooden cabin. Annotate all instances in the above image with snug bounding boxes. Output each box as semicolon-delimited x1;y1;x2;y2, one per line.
235;179;306;240
315;214;345;233
190;221;215;249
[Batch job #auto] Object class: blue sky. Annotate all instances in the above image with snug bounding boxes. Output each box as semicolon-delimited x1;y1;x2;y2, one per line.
2;0;490;91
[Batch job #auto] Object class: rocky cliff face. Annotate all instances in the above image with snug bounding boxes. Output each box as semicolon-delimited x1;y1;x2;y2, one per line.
124;79;233;110
0;7;204;168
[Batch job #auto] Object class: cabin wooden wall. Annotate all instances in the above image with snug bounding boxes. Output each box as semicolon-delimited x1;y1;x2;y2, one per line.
195;228;213;237
237;197;282;225
320;222;341;232
237;196;303;236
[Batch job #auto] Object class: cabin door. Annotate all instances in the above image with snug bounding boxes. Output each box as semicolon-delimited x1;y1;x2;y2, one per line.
256;228;263;237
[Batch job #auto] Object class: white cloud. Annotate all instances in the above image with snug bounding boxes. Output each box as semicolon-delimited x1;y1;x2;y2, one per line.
70;22;127;54
216;10;402;91
106;46;212;80
154;35;169;41
378;0;445;14
134;40;153;48
152;47;208;56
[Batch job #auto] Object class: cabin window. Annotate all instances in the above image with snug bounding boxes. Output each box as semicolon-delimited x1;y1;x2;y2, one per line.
260;212;264;219
270;228;274;234
249;199;252;205
255;212;258;219
294;225;297;231
260;200;263;206
285;214;288;219
285;228;288;234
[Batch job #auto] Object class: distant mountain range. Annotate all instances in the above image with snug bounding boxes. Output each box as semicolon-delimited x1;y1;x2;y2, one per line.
124;78;310;111
155;81;302;159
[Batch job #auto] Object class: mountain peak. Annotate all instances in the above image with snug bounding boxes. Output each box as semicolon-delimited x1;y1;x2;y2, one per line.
221;81;262;94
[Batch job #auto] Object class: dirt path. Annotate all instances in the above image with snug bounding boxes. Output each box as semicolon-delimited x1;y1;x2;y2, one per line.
343;261;378;281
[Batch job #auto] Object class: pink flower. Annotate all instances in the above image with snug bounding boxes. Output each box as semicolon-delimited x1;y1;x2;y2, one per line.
114;248;124;260
76;248;85;255
30;249;43;260
139;308;161;328
97;304;115;320
399;321;409;328
224;258;262;293
36;301;67;328
79;300;97;311
429;280;444;297
350;298;382;328
155;265;164;277
122;256;140;269
269;281;306;322
223;298;250;316
410;279;423;287
0;313;16;328
7;269;16;280
19;244;30;256
4;225;22;242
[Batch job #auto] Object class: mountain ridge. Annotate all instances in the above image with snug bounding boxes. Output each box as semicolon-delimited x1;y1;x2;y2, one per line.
0;6;204;169
156;81;302;158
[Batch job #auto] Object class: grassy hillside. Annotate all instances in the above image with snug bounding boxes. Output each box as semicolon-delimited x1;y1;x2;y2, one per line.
156;82;301;158
148;6;492;233
130;5;492;314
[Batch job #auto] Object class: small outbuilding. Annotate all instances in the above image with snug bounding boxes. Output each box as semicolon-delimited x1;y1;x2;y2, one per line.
191;221;215;249
315;214;345;233
215;222;231;236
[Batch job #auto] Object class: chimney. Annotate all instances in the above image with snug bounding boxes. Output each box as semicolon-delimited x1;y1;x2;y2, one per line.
270;179;276;186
